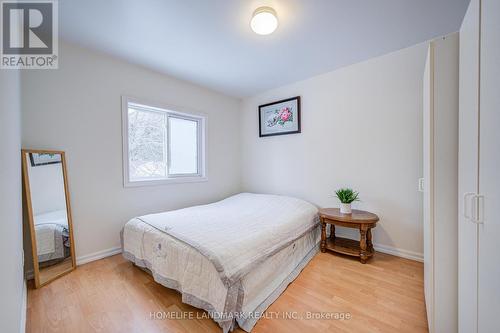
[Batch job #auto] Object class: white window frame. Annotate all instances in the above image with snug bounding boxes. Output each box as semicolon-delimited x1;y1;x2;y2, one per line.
122;96;207;187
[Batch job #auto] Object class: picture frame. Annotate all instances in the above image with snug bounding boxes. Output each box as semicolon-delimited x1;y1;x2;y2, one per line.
29;152;62;167
258;96;301;137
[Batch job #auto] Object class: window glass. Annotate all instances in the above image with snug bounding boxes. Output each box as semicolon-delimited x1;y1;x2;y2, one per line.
168;116;198;175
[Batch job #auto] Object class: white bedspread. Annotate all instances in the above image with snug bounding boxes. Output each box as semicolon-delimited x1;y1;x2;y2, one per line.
137;193;319;286
34;209;68;256
123;193;320;332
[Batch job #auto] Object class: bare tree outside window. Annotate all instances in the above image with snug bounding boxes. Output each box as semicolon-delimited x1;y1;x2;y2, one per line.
128;108;166;180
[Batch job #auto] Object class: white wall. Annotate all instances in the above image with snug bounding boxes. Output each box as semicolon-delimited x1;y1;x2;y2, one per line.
26;160;67;216
0;71;25;332
240;43;428;259
21;42;242;260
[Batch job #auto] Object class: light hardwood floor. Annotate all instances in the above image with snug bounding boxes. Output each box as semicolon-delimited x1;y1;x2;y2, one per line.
27;252;428;333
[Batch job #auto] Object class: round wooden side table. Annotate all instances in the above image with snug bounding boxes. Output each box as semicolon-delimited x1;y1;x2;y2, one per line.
319;208;379;264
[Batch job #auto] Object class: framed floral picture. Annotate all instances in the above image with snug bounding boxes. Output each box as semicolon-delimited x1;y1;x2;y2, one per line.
258;96;301;137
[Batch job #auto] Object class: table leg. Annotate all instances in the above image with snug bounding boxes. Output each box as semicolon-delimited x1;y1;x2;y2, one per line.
320;221;326;253
360;226;368;264
330;224;335;240
367;228;373;252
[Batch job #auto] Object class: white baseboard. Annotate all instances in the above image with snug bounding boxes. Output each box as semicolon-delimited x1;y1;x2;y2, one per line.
76;247;122;266
24;247;122;280
26;237;422;275
20;279;26;333
334;231;423;262
372;243;423;262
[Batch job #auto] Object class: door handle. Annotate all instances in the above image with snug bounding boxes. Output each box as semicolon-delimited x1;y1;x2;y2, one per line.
463;192;475;220
418;178;425;192
471;194;484;224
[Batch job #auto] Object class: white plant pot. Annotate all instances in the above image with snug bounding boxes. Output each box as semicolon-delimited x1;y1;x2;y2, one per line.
340;203;352;214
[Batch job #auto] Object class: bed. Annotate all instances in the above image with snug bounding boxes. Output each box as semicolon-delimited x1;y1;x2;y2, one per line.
34;209;71;263
121;193;320;332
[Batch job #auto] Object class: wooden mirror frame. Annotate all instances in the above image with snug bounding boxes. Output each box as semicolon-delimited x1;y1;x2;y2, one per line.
22;149;76;288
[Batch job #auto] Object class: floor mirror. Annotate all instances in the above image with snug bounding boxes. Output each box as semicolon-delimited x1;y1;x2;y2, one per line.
22;149;76;288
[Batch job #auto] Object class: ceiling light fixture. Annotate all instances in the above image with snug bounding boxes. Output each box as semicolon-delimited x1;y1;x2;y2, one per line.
250;6;278;35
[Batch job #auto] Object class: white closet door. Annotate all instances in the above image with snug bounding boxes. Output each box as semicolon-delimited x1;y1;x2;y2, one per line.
458;0;480;332
478;0;500;331
422;44;434;332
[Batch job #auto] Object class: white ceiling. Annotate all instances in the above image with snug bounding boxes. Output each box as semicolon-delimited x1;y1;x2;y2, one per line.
60;0;469;97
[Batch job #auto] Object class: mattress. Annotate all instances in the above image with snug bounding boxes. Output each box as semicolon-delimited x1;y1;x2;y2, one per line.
122;193;320;332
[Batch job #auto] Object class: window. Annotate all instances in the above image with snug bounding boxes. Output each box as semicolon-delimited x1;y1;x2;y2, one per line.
122;97;206;186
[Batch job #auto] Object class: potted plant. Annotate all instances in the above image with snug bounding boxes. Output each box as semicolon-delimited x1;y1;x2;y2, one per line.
335;188;360;214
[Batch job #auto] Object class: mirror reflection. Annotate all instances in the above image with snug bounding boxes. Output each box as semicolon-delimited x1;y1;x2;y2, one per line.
23;150;75;287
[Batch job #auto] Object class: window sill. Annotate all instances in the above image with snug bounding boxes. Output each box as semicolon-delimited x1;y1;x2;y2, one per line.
124;176;208;188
